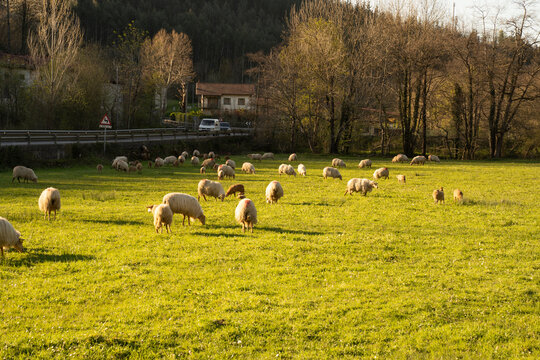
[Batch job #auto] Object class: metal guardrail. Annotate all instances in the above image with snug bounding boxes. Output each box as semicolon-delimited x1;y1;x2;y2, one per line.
0;128;253;147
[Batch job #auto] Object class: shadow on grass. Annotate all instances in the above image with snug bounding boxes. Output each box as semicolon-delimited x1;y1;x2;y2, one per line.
260;226;323;235
2;247;94;267
79;218;146;226
193;231;246;238
288;201;337;206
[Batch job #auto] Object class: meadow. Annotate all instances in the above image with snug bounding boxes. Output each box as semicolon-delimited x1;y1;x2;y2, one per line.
0;154;538;359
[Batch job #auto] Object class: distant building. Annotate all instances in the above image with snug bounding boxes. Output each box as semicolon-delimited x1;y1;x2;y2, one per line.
196;82;255;113
0;52;36;100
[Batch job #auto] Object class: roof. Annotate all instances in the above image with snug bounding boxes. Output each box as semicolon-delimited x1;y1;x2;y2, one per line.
196;82;255;96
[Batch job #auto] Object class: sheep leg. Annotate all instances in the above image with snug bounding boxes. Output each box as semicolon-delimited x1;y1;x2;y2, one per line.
54;210;56;220
203;194;207;201
242;223;245;233
182;215;186;226
250;224;253;233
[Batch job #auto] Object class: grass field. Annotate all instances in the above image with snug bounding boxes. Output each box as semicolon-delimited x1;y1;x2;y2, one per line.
0;155;539;359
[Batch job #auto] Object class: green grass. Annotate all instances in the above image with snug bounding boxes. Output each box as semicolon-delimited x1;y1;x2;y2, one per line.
0;155;539;359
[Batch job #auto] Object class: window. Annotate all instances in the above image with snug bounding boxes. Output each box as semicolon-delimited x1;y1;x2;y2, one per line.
238;98;246;106
223;97;231;105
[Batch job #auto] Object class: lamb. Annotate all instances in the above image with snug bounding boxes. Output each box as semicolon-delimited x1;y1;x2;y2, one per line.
177;155;185;164
38;187;61;220
453;188;463;202
433;187;445;204
193;149;200;157
261;152;274;160
288;153;298;161
154;157;164;167
247;153;262;161
116;160;129;172
148;161;153;168
208;151;216;159
181;151;189;159
332;158;346;168
278;164;296;176
373;167;389;180
0;217;24;258
198;179;226;201
298;164;306;176
162;193;206;226
428;154;441;162
202;158;216;169
136;163;143;172
217;164;235;179
164;155;177;165
344;178;378;196
97;164;103;172
12;166;38;183
226;183;245;197
358;159;372;168
147;204;173;233
226;159;236;169
392;154;409;163
323;167;342;180
265;180;284;203
410;155;426;165
241;162;255;174
235;198;257;233
397;174;406;183
191;156;200;166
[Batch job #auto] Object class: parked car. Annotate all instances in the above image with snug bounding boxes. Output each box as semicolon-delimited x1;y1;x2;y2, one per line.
198;118;220;132
220;122;232;134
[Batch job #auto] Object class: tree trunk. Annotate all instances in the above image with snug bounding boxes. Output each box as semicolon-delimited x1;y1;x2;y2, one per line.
421;69;428;156
6;0;11;53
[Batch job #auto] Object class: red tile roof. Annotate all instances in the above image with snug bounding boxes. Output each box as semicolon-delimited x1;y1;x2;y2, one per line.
196;82;255;96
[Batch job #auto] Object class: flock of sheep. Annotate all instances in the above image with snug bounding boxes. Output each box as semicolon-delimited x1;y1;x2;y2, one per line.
1;150;464;257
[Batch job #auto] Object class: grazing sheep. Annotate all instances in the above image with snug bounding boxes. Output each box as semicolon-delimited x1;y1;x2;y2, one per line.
200;166;206;174
217;164;235;179
235;198;257;233
0;217;24;258
265;181;284;204
278;164;296;176
116;160;129;172
202;158;216;169
191;156;200;166
247;153;262;161
344;178;378;196
428;154;441;162
177;155;185;164
397;174;406;183
12;166;38;183
147;204;173;233
225;159;236;169
410;156;426;165
163;156;177;165
288;153;298;161
148;161;153;168
193;149;200;157
373;167;389;180
323;167;342;180
97;164;103;172
198;179;226;201
226;184;245;197
208;151;216;159
217;169;225;180
162;193;205;226
392;154;409;163
453;189;463;202
358;159;372;168
38;187;61;220
154;157;164;167
332;158;346;168
241;162;255;174
181;151;189;159
135;163;142;173
128;165;137;173
112;156;128;169
202;153;208;160
261;152;274;160
298;164;307;176
433;187;445;204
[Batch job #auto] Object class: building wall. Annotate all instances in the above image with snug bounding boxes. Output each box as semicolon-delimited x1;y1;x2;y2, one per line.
219;95;252;111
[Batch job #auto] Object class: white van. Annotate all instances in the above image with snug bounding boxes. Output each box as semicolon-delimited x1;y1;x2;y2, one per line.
198;118;220;132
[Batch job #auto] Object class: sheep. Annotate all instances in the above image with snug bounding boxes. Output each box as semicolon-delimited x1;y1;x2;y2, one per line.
181;151;189;159
397;174;406;183
453;188;463;202
208;151;216;159
97;164;103;172
278;164;296;176
202;158;216;169
241;162;255;174
191;156;200;166
428;154;441;163
154;157;164;168
265;180;284;204
38;187;61;220
147;204;173;233
0;217;24;258
323;167;342;180
358;159;372;168
198;179;226;202
225;159;236;169
136;163;143;173
200;166;206;174
332;158;346;168
410;155;426;165
226;184;245;198
288;153;298;161
193;149;200;157
247;153;262;161
112;156;128;168
344;178;378;196
298;164;306;176
217;164;235;179
116;160;129;172
177;155;185;164
148;161;153;168
261;152;274;160
128;165;137;173
235;198;257;233
392;154;409;163
164;155;177;166
12;166;38;183
162;193;206;226
373;167;389;180
433;187;445;204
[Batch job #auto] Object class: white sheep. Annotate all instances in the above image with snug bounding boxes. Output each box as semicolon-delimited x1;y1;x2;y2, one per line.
181;151;189;159
358;159;372;168
261;152;274;160
97;164;103;172
193;149;200;157
154;157;165;167
0;217;24;258
428;155;441;162
147;204;173;233
453;188;463;202
344;178;378;196
266;180;284;204
111;156;128;169
163;193;206;226
177;155;185;164
247;153;262;161
235;198;257;233
323;167;342;180
288;153;298;161
38;187;61;220
198;179;226;202
201;158;216;169
208;151;216;159
397;174;406;183
12;166;38;183
392;154;409;163
191;156;200;166
373;167;389;180
278;164;296;176
410;156;426;165
332;158;346;167
116;160;129;172
298;164;306;176
164;155;177;165
433;187;445;204
226;159;236;169
241;162;255;174
217;164;235;179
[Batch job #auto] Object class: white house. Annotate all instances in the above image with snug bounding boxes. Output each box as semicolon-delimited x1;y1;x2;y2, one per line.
196;82;255;113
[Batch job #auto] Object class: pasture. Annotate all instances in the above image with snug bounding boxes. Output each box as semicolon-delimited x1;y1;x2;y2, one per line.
0;155;539;359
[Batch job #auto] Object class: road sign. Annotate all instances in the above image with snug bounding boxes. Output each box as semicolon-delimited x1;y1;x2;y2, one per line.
99;114;112;129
